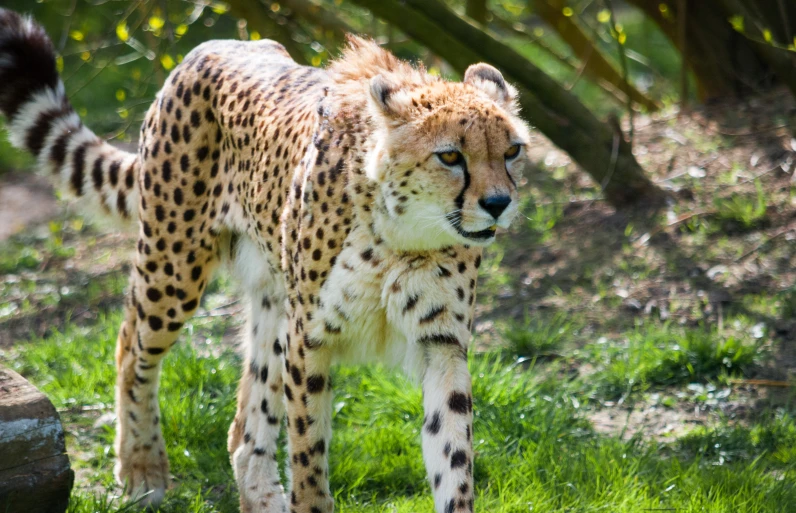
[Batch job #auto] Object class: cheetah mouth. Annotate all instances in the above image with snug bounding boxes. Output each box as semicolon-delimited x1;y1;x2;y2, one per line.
447;212;497;242
457;226;497;241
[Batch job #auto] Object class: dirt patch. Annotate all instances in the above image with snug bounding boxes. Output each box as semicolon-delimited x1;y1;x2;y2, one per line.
0;172;58;241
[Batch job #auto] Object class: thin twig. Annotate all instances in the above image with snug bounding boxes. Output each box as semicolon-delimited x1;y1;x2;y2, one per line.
729;379;792;388
566;43;593;91
677;0;688;109
604;0;633;144
777;0;792;45
735;227;793;262
633;210;717;248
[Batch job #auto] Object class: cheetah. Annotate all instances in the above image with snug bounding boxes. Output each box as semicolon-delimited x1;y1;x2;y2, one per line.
0;9;530;513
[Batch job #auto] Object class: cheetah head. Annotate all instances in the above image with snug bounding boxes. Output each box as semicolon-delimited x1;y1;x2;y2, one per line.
365;64;531;252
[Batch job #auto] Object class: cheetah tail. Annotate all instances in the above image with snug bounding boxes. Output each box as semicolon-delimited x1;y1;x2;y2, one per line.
0;8;139;220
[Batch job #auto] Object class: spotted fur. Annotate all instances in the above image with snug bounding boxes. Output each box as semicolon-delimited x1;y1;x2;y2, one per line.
0;9;531;512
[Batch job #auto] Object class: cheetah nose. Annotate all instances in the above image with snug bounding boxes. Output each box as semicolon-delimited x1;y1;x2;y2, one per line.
479;195;511;219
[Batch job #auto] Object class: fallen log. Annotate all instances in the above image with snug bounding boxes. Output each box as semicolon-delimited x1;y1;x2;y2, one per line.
0;366;73;513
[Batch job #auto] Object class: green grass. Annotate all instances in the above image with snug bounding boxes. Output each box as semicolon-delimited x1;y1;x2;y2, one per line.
713;181;770;233
583;323;760;400
4;309;793;513
501;313;576;359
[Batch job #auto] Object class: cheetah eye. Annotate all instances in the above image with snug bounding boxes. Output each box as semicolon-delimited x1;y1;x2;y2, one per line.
504;144;521;160
437;151;464;167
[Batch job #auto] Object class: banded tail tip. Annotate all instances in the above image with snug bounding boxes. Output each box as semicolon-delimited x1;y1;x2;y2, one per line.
0;8;60;121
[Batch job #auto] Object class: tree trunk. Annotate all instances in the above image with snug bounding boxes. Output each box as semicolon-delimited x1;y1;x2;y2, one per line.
531;0;659;112
466;0;488;25
626;0;772;100
349;0;663;207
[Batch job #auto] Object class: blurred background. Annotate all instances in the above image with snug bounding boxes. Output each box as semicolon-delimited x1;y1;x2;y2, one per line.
2;1;796;512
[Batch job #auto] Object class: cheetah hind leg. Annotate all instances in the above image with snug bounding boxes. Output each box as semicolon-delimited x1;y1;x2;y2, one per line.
229;284;289;512
114;240;218;508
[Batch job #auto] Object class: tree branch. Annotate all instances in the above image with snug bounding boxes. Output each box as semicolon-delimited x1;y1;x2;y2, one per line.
226;0;309;65
530;0;659;112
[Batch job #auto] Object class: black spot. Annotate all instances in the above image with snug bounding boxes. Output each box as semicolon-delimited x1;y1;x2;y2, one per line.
403;295;419;313
146;288;162;302
306;375;325;394
162;160;172;182
450;449;467;469
148;316;163;331
426;411;442;435
434;473;442;488
108;162;120;187
91;156;104;190
448;392;469;414
196;146;209;161
26;105;70;156
291;365;302;386
70;142;90;195
420;305;446;324
49;133;70;171
418;333;460;346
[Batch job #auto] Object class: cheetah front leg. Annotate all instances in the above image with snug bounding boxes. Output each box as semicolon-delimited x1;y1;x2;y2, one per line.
387;257;480;513
420;344;474;513
284;307;335;513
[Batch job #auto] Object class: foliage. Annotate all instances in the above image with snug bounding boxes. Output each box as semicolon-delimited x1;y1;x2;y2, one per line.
713;180;769;232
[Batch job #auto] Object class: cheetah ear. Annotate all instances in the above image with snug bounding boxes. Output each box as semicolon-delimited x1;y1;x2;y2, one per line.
464;63;517;108
368;74;413;122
